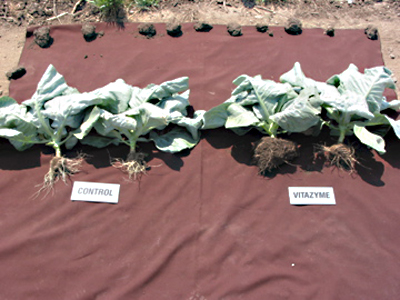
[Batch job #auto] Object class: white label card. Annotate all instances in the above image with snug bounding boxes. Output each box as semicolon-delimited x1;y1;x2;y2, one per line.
288;187;336;205
71;181;120;204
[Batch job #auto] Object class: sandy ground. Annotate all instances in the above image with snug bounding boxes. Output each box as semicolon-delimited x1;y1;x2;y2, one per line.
0;1;399;97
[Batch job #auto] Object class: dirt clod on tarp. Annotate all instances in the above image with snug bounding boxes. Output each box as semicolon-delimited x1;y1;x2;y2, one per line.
194;21;213;32
284;18;302;35
325;27;335;37
166;22;182;37
365;25;378;40
256;23;269;33
82;24;97;42
34;26;53;48
253;136;299;174
6;66;26;80
227;22;242;37
138;23;156;38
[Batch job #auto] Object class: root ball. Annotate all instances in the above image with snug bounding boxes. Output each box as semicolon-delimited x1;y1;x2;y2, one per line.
319;143;357;172
254;137;299;173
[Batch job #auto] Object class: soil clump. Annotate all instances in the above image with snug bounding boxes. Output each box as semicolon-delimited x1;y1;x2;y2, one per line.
254;136;299;174
255;23;268;33
325;27;335;37
166;22;182;37
6;66;26;80
284;17;302;35
34;26;53;48
365;25;378;40
227;22;242;36
81;23;97;41
194;21;213;32
138;23;156;38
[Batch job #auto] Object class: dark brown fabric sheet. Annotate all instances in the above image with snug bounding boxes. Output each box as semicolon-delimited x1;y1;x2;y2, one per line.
1;23;399;299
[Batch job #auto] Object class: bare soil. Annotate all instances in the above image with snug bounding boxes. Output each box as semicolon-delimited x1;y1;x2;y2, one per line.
0;0;399;97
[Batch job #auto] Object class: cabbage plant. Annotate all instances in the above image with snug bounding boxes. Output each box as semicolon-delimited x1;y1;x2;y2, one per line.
202;64;322;173
0;65;105;192
317;64;400;170
271;63;400;170
80;77;204;179
0;65;204;189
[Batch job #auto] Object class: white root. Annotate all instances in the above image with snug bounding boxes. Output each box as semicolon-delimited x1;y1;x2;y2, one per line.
112;151;148;180
34;154;85;197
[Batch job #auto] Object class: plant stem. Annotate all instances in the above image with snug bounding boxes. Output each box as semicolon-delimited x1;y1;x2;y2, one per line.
338;126;346;144
269;122;279;138
54;144;62;157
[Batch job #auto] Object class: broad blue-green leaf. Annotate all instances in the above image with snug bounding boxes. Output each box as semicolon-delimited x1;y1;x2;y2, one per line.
65;136;78;150
95;109;137;136
158;90;190;114
91;79;132;114
0;97;41;150
232;76;294;115
0;128;24;138
280;62;318;89
125;103;169;134
0;97;29;127
0;96;18;109
382;99;400;111
231;127;253;136
0;128;38;151
383;115;400;139
74;106;102;140
225;103;259;129
322;90;374;121
353;124;386;154
270;87;322;133
327;64;396;114
150;127;199;153
202;103;230;129
80;135;120;148
23;64;74;109
231;75;260;95
170;110;205;141
129;77;189;108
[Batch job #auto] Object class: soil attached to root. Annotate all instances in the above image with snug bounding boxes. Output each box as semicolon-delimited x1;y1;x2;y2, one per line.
36;155;85;196
254;136;299;174
319;143;358;172
112;151;148;180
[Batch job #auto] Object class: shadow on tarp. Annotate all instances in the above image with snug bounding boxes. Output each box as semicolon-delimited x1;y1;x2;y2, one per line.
380;130;400;169
82;142;187;172
0;141;41;170
202;126;387;185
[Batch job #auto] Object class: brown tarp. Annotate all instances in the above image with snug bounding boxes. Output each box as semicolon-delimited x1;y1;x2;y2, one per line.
1;23;399;299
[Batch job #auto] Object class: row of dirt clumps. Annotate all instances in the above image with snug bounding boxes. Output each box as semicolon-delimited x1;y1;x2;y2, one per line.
29;18;379;49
